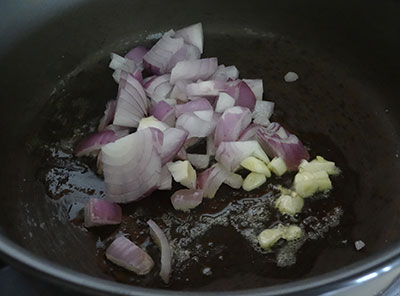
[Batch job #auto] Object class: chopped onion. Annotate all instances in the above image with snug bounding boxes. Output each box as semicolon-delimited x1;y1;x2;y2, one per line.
159;166;172;190
175;23;204;53
175;98;213;117
238;123;261;141
214;106;252;147
176;147;187;160
167;44;201;72
215;140;270;172
114;75;149;127
125;45;148;66
98;100;117;131
226;80;256;112
187;154;210;169
176;111;218;138
143;30;184;75
144;74;173;104
75;130;119;157
147;219;172;284
105;236;154;275
186;80;226;97
151;101;176;126
84;198;122;227
256;122;309;170
206;135;216;156
253;100;274;126
170;58;218;83
197;164;240;198
101;128;163;203
109;53;137;74
211;65;239;82
215;92;235;113
161;128;188;165
170;80;189;101
170;189;203;212
243;79;263;100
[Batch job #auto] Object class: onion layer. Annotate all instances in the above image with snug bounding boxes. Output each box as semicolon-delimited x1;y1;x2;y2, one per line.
106;236;154;275
84;198;122;227
147;220;173;284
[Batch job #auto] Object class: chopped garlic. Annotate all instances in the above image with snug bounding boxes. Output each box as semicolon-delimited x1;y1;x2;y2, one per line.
294;170;332;198
240;156;271;177
281;225;302;240
275;194;304;216
242;172;266;191
257;228;283;249
167;160;196;189
137;116;169;132
258;224;303;250
268;157;287;176
299;156;340;175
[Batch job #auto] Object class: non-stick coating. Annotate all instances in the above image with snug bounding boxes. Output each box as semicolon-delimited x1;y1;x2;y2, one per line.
0;0;400;294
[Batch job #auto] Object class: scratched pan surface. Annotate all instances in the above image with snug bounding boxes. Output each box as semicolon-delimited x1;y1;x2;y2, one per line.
0;0;400;294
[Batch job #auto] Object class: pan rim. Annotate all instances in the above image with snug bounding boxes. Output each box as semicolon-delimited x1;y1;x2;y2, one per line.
0;234;399;295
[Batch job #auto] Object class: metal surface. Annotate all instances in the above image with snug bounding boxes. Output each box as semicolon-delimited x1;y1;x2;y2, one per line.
0;0;400;295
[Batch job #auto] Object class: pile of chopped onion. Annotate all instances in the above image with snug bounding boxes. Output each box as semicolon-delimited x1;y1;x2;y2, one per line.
74;22;341;281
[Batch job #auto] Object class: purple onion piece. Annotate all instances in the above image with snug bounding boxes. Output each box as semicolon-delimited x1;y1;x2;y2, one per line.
105;236;154;275
170;189;203;211
84;198;122;227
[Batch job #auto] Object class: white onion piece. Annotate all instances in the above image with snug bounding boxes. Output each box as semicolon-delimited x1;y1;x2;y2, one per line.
84;198;122;227
147;219;172;284
215;141;269;172
226;80;257;112
167;160;197;189
125;45;148;66
170;189;203;211
106;236;154;275
215;92;235;113
175;98;213;117
161;128;189;165
186;80;227;97
214;106;252;147
151;101;176;126
256;122;309;171
176;111;218;138
159;166;172;190
253;100;274;127
109;53;137;74
98;100;117;131
101;128;163;203
187;154;210;169
75;130;118;157
170;80;189;101
167;43;201;72
143;30;184;75
238;123;262;141
170;58;218;84
211;65;239;81
243;79;263;100
175;22;204;53
144;74;173;103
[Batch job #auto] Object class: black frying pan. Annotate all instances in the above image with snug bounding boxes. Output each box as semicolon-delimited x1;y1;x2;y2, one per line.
0;0;400;295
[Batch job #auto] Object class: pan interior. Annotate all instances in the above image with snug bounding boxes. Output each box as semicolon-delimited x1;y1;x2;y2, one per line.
1;27;399;291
